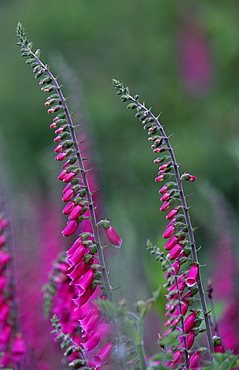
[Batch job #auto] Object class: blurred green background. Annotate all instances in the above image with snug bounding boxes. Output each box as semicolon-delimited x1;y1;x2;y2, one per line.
1;0;239;310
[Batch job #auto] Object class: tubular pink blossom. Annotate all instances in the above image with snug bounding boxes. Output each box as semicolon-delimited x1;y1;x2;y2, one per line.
54;135;61;142
155;175;165;182
188;175;197;182
184;312;196;333
11;333;26;361
160;192;171;202
0;219;8;228
0;251;10;265
81;310;101;333
186;265;199;287
0;303;10;322
57;169;67;180
76;268;95;295
159;185;168;194
164;235;178;250
173;300;189;318
159;163;170;171
214;343;225;353
160;201;170;211
164;260;180;279
62;201;75;215
0;235;6;248
55;152;67;161
179;330;195;350
62;182;72;194
69;204;83;220
50;122;57;128
168;244;182;260
163;225;175;239
62;188;74;202
62;220;78;237
55;126;64;134
83;331;101;352
66;244;85;267
67;236;83;256
73;287;96;307
189;351;200;369
105;225;122;247
166;208;179;220
80;306;99;326
63;171;75;183
54;144;63;153
94;342;113;365
67;260;86;283
171;260;180;275
0;324;11;344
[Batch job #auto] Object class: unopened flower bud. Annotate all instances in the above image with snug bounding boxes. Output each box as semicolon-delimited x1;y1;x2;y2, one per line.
189;351;200;369
62;220;78;237
160;201;170;211
181;173;197;182
105;225;122;248
163;225;175;239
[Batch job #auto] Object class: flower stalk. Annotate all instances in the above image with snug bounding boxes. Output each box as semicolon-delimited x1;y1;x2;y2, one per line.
16;23;127;369
113;79;214;364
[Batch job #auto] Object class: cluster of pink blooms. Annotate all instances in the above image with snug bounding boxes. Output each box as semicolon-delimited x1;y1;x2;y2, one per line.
47;255;112;367
151;125;226;366
155;169;203;367
46;93;118;367
0;211;26;368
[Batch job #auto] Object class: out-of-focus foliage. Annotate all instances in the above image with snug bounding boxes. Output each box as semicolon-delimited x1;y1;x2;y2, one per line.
1;0;239;304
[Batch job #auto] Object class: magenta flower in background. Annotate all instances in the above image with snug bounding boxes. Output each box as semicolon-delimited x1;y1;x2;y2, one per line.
178;11;213;96
11;333;26;362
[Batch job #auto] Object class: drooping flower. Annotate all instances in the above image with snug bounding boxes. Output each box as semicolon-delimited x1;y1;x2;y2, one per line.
186;265;199;287
94;342;113;366
104;224;122;248
11;333;26;362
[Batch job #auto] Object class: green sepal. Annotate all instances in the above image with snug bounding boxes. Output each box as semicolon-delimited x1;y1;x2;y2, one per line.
25;57;36;64
35;48;41;57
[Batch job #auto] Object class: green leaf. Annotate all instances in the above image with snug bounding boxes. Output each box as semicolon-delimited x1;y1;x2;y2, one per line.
121;318;142;345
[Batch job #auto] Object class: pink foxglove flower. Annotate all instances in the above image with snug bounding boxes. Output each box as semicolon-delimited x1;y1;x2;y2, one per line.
62;220;78;237
186;265;199;287
189;350;200;369
76;268;95;295
104;225;122;248
69;204;83;220
62;201;75;215
83;331;101;351
94;342;113;365
168;243;182;260
11;333;26;362
184;311;197;333
163;225;175;239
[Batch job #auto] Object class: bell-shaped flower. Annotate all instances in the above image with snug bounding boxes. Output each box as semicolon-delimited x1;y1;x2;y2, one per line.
94;342;113;366
186;265;199;287
76;268;95;295
11;333;26;362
